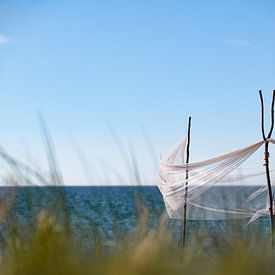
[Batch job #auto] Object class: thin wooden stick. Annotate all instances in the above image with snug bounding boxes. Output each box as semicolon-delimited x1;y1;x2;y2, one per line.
182;116;191;246
268;90;275;138
259;90;274;243
259;90;266;141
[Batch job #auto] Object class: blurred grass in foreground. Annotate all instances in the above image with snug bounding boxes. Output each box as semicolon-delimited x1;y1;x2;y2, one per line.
0;120;273;275
0;204;272;275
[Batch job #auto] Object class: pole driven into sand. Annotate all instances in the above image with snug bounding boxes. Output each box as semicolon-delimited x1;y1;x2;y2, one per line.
259;90;275;247
182;116;191;246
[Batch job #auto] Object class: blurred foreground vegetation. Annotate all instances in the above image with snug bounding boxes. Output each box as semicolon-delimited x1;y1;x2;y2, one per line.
0;122;273;275
0;189;272;275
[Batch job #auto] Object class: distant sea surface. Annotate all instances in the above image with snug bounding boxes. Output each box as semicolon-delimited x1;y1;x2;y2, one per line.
0;186;270;245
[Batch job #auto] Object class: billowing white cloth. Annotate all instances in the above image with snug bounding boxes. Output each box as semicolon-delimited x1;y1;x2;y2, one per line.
158;137;275;222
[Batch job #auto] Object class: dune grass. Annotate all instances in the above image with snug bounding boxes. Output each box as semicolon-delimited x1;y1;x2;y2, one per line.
0;121;273;274
0;201;272;275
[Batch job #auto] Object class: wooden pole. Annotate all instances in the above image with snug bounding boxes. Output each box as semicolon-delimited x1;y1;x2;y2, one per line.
259;90;275;244
182;116;191;246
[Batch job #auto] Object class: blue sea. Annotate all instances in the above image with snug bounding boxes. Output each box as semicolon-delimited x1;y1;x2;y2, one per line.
0;186;270;248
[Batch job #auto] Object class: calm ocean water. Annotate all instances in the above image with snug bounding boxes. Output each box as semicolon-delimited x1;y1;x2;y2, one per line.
0;186;270;247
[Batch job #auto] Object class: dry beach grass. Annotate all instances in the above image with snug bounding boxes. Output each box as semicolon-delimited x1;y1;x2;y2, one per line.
0;123;273;275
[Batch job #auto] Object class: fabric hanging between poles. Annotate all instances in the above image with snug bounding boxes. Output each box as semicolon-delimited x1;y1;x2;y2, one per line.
158;137;275;223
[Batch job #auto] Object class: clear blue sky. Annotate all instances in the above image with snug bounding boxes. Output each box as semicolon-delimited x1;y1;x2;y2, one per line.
0;1;275;184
